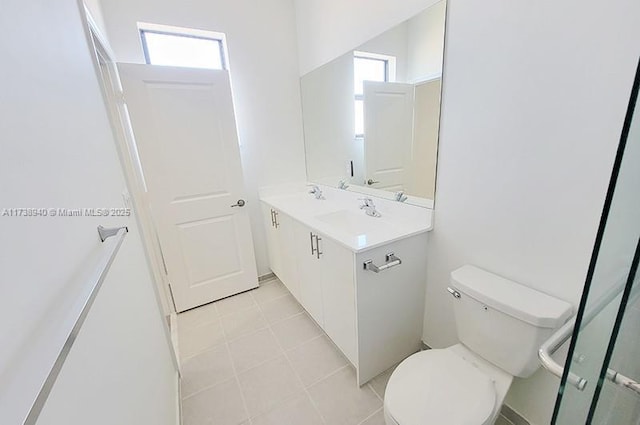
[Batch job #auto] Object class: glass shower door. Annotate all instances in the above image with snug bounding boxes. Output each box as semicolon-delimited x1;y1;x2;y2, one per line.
552;60;640;424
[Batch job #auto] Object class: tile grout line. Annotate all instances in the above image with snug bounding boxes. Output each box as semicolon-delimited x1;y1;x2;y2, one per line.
268;328;331;425
178;280;287;424
217;305;253;425
179;279;386;425
252;286;329;425
356;407;384;425
368;381;384;402
177;323;224;361
254;279;381;425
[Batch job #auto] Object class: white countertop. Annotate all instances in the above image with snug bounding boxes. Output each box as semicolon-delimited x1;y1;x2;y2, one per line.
259;184;433;252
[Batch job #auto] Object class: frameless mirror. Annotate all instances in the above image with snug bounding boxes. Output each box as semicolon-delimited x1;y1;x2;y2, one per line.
300;1;446;207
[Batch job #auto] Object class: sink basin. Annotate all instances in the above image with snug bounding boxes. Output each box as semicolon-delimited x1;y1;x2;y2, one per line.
315;210;385;236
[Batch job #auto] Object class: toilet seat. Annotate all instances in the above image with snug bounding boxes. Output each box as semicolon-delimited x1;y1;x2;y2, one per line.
384;349;497;425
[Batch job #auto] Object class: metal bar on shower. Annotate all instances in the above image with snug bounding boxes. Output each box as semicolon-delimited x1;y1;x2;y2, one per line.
539;274;640;393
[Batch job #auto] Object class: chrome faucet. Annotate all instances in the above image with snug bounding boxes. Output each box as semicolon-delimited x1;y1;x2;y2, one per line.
395;191;408;202
360;198;381;217
338;180;349;190
308;185;325;200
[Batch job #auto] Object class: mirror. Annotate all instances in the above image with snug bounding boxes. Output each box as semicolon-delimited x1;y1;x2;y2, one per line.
300;1;446;207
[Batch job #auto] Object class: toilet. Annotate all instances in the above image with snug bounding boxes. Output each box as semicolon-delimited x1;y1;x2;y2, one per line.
384;265;574;425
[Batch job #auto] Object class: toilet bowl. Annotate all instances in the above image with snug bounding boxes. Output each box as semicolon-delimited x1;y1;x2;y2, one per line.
384;265;573;425
384;345;512;425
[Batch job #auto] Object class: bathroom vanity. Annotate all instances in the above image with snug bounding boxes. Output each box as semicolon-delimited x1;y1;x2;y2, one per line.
260;184;432;385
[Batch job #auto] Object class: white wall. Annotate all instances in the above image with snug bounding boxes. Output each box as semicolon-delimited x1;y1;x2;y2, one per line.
97;0;307;277
426;0;640;423
294;0;640;423
0;1;177;424
406;0;445;82
294;0;441;75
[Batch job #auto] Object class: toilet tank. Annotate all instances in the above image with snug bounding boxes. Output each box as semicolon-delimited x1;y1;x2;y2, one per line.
450;265;574;378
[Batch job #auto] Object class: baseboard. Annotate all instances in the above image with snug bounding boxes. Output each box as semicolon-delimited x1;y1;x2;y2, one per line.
258;272;276;283
169;312;181;369
500;404;530;425
176;371;182;425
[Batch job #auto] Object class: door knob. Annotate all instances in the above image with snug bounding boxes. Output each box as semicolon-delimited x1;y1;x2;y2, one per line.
231;199;246;207
366;179;379;185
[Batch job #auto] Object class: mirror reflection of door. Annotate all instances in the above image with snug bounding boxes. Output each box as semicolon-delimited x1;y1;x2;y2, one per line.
363;81;415;191
363;79;441;197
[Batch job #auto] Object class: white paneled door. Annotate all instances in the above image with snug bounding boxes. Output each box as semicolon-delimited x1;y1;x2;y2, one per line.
363;81;415;191
118;64;258;312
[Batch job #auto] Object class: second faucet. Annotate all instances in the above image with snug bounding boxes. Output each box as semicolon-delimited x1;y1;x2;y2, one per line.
360;198;381;217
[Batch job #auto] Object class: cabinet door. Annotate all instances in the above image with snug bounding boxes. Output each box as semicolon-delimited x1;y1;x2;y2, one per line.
321;237;357;365
355;233;428;385
276;212;300;300
292;219;323;327
261;203;283;278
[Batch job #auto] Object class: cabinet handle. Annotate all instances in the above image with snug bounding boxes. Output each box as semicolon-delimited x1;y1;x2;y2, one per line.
274;211;279;228
315;236;322;259
310;232;317;255
363;252;402;273
270;209;276;227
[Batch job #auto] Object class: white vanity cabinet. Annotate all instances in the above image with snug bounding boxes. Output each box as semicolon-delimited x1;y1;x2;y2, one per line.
262;204;356;364
291;219;357;364
291;219;326;327
261;204;300;300
261;199;428;385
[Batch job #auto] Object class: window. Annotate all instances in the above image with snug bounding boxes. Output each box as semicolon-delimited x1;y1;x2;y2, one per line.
353;51;396;137
138;23;227;70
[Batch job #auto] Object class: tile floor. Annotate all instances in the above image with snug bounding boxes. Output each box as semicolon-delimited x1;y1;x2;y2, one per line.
176;277;518;425
177;278;392;425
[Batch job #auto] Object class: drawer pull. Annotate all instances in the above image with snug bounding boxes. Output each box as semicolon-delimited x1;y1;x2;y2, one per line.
315;236;322;259
363;253;402;273
310;232;317;255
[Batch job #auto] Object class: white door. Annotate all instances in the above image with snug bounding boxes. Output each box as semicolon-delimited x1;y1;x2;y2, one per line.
363;81;415;191
118;64;258;312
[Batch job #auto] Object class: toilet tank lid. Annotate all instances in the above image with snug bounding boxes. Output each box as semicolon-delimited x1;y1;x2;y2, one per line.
450;265;574;328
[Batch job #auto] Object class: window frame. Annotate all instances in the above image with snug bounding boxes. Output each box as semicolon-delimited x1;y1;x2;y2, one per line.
137;22;229;70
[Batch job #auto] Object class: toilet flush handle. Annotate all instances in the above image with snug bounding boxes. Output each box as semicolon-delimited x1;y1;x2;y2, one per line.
446;287;461;299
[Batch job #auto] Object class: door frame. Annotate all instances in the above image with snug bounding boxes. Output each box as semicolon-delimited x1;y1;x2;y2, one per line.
77;2;181;366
